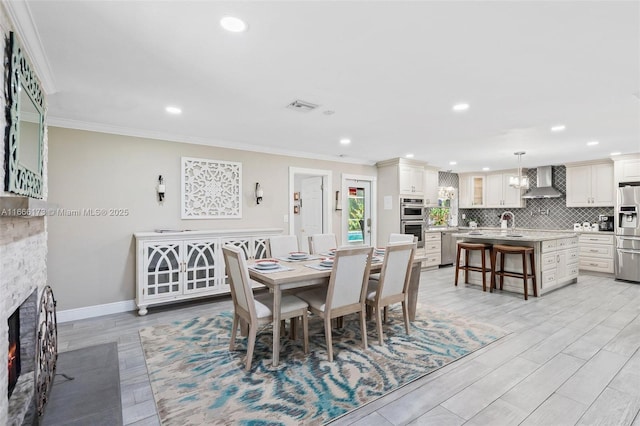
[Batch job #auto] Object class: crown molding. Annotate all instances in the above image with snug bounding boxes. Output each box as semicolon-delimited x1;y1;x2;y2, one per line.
3;0;57;94
46;116;376;166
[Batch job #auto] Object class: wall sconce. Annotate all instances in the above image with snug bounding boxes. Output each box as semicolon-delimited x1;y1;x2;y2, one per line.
335;190;342;211
157;175;165;202
255;182;264;204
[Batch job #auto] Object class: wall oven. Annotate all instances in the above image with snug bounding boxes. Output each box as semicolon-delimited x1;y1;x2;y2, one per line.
400;220;425;248
401;197;425;220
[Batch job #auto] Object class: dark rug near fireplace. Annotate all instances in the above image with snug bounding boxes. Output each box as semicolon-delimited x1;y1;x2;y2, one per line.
41;342;122;426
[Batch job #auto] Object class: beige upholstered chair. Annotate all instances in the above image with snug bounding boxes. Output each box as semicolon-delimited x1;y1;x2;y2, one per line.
267;235;300;258
307;233;337;255
365;242;416;345
388;233;416;243
370;233;416;281
296;246;373;361
223;245;309;370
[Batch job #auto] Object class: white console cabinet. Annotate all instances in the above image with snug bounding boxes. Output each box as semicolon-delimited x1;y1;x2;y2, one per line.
135;228;281;315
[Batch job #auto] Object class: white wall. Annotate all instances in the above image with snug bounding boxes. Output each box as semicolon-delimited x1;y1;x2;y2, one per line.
47;127;376;310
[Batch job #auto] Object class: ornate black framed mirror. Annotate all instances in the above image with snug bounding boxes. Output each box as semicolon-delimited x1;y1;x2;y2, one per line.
5;31;45;198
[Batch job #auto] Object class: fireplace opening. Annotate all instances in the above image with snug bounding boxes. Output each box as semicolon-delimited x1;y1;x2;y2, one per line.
8;308;21;398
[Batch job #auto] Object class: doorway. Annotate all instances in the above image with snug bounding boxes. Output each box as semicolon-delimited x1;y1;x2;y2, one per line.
289;167;332;252
342;174;376;247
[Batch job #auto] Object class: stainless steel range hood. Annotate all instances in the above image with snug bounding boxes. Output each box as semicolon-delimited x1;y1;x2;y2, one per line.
521;166;563;199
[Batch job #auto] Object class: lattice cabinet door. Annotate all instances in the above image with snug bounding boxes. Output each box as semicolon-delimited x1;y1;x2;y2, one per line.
143;241;182;299
253;237;269;260
184;240;220;294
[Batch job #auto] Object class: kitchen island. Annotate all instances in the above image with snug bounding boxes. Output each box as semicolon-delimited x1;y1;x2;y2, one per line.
453;230;579;296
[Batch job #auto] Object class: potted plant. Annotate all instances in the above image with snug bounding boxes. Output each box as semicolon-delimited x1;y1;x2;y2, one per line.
429;207;449;226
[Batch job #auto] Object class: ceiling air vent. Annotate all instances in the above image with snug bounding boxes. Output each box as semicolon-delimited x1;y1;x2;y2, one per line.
286;100;319;112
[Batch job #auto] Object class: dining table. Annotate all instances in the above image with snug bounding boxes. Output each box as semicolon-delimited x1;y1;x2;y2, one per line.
248;251;427;366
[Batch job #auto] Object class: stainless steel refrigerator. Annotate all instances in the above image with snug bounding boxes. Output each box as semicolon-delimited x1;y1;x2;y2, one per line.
615;183;640;283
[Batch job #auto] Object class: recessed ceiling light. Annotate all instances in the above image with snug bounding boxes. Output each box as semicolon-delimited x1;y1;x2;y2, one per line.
340;138;351;145
449;161;457;165
323;110;335;115
220;16;247;33
165;106;182;114
587;140;599;146
482;167;490;171
610;151;621;156
405;153;414;158
551;125;566;132
452;103;469;112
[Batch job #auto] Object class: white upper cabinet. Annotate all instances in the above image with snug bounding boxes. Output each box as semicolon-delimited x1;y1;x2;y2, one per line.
614;156;640;183
399;164;424;196
566;161;614;207
459;174;485;208
423;167;439;206
485;171;525;208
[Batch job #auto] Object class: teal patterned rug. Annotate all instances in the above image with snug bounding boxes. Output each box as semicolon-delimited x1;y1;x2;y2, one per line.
140;308;506;425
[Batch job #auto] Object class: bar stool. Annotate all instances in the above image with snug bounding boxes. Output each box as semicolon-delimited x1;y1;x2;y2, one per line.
491;244;537;300
455;242;492;291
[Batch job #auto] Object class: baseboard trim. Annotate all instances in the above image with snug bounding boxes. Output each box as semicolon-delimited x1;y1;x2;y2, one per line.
57;299;135;323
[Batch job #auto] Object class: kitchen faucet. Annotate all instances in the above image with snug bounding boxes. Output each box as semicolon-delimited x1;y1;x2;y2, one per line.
500;211;516;231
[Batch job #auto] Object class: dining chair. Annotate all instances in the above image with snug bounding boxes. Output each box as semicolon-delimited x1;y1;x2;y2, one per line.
308;233;337;255
296;246;373;362
222;245;309;370
267;235;299;258
388;233;417;243
365;242;416;345
370;233;416;281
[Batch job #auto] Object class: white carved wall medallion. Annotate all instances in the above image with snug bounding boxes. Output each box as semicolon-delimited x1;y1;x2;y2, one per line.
181;157;242;219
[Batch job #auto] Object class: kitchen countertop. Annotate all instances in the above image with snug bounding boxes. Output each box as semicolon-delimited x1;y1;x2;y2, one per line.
453;230;578;242
457;226;614;235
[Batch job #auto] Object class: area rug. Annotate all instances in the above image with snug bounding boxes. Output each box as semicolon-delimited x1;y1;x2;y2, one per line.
140;308;506;425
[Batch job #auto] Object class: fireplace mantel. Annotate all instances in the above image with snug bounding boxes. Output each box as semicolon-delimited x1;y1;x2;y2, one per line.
0;197;52;217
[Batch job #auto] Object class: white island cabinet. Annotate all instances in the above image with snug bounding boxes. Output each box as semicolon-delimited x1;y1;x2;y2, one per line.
453;231;578;296
135;228;282;315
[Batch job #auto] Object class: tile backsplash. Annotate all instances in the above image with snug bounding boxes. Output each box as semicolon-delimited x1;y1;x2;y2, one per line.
448;167;614;230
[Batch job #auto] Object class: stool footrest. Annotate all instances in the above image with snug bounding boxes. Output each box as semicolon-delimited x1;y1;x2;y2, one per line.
495;270;533;280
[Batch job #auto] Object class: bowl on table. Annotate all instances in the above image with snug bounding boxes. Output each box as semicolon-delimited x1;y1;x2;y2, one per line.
288;251;309;260
255;259;280;270
319;257;334;267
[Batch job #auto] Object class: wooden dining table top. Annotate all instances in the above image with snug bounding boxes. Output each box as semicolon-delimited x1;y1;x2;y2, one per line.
248;252;427;287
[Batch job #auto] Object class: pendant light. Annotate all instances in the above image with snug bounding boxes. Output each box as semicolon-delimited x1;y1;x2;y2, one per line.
509;151;529;189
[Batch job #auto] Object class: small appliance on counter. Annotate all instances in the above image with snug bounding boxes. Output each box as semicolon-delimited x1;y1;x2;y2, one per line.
598;215;614;231
573;223;582;231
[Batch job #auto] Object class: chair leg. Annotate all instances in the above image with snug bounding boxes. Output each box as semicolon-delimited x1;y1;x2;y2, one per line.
522;252;528;300
402;300;410;335
499;253;505;290
464;249;470;284
481;248;487;292
490;249;496;293
383;306;388;323
229;313;239;351
375;305;384;345
455;245;462;286
245;324;257;371
290;317;298;340
360;309;368;350
302;312;309;354
530;252;538;297
324;317;334;362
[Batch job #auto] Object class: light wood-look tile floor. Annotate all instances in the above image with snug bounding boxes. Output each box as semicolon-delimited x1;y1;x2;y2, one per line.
56;268;640;425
